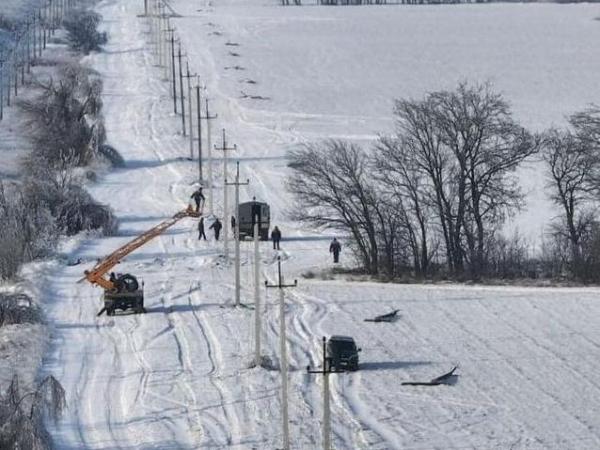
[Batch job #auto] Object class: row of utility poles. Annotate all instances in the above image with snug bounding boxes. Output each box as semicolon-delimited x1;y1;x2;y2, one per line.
148;0;219;212
0;0;75;121
145;3;338;449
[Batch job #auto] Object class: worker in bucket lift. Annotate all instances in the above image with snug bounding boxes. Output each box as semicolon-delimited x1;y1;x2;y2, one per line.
209;217;223;241
109;272;123;292
190;187;205;213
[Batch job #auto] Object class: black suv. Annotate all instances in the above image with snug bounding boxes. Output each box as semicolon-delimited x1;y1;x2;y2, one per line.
327;336;361;371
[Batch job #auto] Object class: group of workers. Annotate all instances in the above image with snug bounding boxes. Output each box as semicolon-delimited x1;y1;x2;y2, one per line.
190;187;342;263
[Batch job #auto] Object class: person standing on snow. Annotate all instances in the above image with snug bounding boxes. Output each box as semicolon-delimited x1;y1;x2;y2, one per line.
210;217;223;241
231;215;236;238
271;226;282;250
198;217;207;241
329;238;341;263
190;187;205;213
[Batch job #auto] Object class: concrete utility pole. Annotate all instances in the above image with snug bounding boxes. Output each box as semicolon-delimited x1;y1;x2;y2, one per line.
0;59;4;121
6;52;11;107
214;129;236;260
168;27;177;113
36;10;42;56
177;44;186;136
253;216;262;366
161;8;170;80
41;8;46;51
32;14;37;63
265;257;298;450
204;97;217;214
307;337;344;450
26;20;31;74
196;86;218;187
195;81;203;182
225;162;249;306
184;64;197;156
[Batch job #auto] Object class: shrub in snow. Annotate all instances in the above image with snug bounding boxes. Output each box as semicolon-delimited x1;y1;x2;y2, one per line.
0;293;41;327
0;183;59;280
0;374;66;450
22;174;118;237
19;63;104;168
0;15;17;33
97;144;126;168
55;184;118;236
63;9;107;54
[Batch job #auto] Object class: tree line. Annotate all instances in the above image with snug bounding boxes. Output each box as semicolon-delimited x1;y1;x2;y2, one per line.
287;83;600;282
0;7;118;281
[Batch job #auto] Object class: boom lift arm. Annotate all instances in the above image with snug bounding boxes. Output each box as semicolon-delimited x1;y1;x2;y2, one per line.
83;206;201;291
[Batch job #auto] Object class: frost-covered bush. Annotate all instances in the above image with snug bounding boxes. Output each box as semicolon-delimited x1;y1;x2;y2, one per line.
19;64;104;167
0;293;41;327
22;171;118;237
63;9;107;54
0;374;65;450
0;183;59;280
98;144;126;168
55;184;118;236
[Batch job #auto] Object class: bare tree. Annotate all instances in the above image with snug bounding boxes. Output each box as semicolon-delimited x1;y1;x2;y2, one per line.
63;9;107;55
0;374;66;450
392;83;538;277
542;128;598;278
570;105;600;145
374;136;436;276
287;140;380;274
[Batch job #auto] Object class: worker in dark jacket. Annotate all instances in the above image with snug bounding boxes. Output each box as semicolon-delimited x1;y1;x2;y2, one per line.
329;238;341;263
231;215;236;238
190;188;205;213
209;218;222;241
271;226;281;250
198;217;207;240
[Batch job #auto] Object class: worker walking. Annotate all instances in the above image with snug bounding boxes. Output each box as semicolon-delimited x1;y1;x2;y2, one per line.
210;217;222;241
190;187;205;213
271;226;282;250
198;217;207;240
329;238;341;263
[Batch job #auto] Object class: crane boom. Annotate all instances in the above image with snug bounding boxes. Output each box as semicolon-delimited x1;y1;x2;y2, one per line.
84;205;200;290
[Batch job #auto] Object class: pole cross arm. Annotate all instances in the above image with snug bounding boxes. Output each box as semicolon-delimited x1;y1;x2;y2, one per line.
265;281;297;289
265;257;298;289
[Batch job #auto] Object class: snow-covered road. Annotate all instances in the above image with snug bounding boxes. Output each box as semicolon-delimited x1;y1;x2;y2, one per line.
41;1;600;449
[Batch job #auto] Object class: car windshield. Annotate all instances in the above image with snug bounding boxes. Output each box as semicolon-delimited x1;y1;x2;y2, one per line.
331;340;355;352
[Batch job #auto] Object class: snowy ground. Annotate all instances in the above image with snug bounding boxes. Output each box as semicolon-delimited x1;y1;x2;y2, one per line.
39;1;600;449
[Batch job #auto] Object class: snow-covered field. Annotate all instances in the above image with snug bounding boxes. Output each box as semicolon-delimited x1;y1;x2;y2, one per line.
37;1;600;449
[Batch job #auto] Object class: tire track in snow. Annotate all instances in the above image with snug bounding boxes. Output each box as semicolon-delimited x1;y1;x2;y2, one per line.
437;300;600;448
187;289;244;446
473;297;600;442
271;284;372;449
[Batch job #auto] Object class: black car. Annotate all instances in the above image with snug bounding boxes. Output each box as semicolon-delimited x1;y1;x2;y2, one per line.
327;335;361;371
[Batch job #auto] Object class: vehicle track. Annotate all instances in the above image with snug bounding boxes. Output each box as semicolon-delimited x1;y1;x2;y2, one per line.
437;299;600;448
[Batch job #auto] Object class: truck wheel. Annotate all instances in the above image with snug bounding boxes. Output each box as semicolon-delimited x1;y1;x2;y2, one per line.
106;307;114;316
